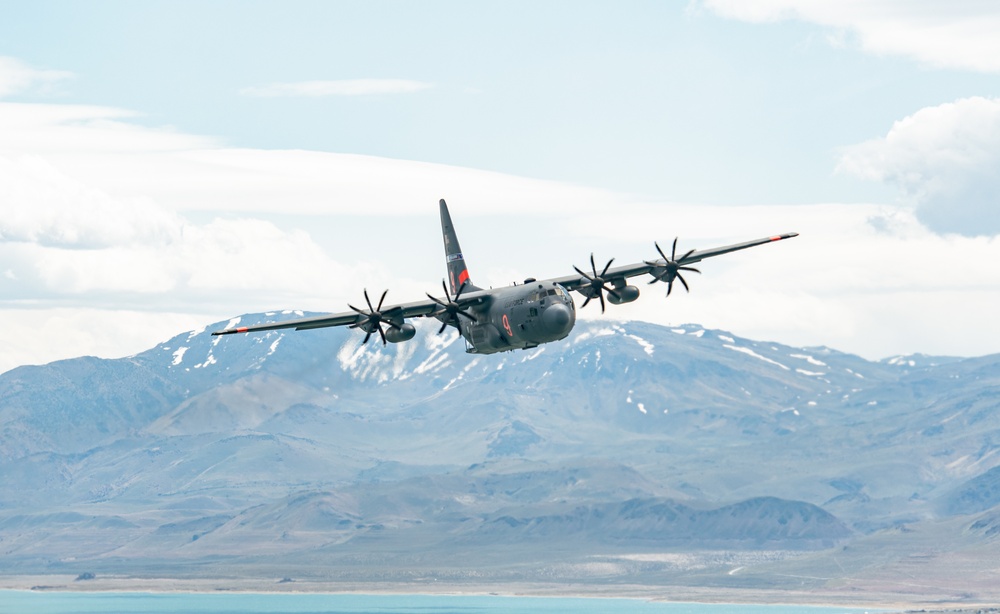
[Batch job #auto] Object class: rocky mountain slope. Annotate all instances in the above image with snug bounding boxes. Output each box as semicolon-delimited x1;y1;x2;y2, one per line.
1;314;997;600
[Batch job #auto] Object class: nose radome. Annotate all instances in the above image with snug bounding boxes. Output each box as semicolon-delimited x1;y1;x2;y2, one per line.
541;303;573;335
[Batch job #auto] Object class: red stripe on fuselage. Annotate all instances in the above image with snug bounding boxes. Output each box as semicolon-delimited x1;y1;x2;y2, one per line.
237;327;249;333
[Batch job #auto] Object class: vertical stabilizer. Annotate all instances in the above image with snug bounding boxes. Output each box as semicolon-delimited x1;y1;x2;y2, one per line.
440;199;480;295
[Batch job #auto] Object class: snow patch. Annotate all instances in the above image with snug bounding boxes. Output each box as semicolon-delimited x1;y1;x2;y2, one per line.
637;403;647;414
718;335;735;343
337;336;366;370
574;327;617;344
195;353;217;369
723;344;790;370
415;351;450;375
795;368;825;377
267;335;283;356
170;348;190;367
521;347;546;362
215;317;241;346
171;347;188;366
689;329;705;338
627;334;654;356
791;353;827;367
671;328;686;335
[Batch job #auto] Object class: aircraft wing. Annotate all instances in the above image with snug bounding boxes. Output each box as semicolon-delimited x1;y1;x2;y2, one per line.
547;232;799;291
673;232;799;265
211;291;489;336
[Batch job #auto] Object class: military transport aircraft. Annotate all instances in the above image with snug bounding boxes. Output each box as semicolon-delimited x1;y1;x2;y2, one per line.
213;199;797;354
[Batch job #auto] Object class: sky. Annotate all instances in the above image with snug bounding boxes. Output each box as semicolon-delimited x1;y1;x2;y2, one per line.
1;0;999;373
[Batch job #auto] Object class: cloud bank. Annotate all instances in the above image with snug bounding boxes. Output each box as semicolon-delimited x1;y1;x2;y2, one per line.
839;97;1000;236
0;56;72;98
701;0;1000;73
2;73;999;372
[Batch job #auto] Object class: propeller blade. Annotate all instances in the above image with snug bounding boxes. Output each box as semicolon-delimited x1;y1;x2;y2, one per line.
677;273;690;293
600;257;614;278
671;237;678;261
362;330;373;344
376;289;388;311
655;241;668;262
598;291;606;314
377;323;387;345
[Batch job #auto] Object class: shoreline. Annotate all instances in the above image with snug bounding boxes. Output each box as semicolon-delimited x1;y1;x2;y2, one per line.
2;575;994;612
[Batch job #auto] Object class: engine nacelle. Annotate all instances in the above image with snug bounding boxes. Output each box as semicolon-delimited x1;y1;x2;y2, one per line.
607;285;639;305
384;323;416;343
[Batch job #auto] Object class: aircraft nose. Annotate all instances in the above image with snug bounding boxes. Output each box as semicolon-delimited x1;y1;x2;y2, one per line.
541;303;573;335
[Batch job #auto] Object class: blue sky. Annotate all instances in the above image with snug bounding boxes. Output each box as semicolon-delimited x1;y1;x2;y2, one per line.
2;1;1000;371
7;1;996;203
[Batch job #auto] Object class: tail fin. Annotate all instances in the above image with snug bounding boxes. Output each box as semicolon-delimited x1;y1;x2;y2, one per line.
440;199;481;295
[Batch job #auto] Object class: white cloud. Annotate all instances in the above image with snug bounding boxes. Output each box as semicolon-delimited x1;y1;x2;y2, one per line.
838;97;1000;236
0;101;618;218
0;56;72;98
701;0;1000;73
601;203;1000;359
240;79;433;97
0;155;183;248
2;90;1000;373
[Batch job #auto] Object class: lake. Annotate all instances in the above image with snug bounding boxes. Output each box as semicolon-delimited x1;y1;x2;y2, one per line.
0;591;883;614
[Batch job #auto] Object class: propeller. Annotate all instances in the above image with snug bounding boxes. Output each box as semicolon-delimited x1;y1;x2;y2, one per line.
348;289;400;345
646;237;701;296
573;253;621;313
427;280;478;334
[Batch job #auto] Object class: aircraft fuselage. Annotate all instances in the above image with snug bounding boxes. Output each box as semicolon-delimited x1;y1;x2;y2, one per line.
453;281;576;354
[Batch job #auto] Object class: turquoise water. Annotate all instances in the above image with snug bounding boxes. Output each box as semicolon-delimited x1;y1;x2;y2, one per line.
0;591;879;614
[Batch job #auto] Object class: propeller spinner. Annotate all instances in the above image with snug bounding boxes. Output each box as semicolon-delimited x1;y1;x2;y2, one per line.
646;238;702;296
427;280;478;334
348;289;400;345
573;253;622;313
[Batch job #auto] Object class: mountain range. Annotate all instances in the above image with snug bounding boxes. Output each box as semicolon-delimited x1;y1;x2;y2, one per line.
1;313;998;602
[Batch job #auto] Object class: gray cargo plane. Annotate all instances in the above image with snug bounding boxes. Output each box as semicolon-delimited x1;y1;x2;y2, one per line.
213;199;797;354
